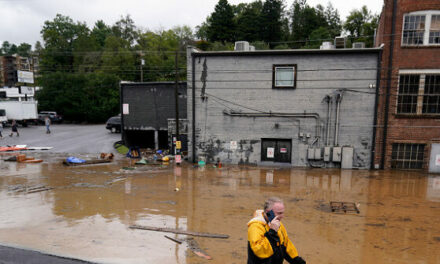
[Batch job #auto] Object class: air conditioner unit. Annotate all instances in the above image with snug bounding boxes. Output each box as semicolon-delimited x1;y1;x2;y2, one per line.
334;36;346;49
235;41;250;51
320;42;335;50
352;42;366;49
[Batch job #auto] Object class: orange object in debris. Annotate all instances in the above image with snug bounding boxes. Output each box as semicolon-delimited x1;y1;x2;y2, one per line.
21;159;43;163
17;154;27;162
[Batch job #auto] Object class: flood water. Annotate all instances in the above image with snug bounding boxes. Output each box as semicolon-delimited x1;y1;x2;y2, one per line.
0;152;439;264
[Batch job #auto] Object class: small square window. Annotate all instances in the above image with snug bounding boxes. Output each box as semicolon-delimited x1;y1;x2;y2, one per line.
273;64;297;89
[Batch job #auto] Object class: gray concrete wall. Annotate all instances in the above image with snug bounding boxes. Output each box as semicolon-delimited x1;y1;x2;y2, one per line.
187;47;379;168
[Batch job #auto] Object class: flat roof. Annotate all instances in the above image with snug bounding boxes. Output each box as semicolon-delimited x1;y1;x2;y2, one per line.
191;47;382;57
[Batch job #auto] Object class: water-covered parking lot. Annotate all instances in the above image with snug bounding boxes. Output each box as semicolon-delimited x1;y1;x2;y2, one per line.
0;152;439;264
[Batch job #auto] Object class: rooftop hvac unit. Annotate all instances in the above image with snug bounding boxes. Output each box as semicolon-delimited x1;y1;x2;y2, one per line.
235;41;250;51
334;36;346;48
320;42;335;50
352;42;366;49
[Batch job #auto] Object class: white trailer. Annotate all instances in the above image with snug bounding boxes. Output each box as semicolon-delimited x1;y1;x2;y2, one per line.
0;87;38;126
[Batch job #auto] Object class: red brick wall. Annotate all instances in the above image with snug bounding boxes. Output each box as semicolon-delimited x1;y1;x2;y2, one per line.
374;0;440;170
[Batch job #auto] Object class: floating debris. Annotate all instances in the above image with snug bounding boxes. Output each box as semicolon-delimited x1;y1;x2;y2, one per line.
330;201;360;214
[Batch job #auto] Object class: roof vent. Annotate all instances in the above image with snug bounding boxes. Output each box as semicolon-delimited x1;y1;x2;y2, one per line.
334;36;346;48
235;41;250;51
320;42;335;50
352;42;366;49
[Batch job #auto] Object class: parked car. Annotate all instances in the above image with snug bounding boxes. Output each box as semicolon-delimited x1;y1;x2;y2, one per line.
106;115;121;133
38;111;62;124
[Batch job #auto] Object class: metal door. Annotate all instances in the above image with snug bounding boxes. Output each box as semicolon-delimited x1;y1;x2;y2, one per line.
276;140;291;163
261;139;277;161
261;139;291;163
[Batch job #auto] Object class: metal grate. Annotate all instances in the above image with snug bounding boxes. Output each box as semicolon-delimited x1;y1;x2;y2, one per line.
397;75;419;113
423;75;440;114
391;143;425;169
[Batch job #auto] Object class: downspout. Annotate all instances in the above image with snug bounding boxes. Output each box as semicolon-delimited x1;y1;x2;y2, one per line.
324;95;332;146
334;92;343;146
381;0;397;169
192;53;196;163
371;46;384;169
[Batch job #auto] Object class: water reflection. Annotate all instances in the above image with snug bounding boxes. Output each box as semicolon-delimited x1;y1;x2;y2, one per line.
0;158;439;263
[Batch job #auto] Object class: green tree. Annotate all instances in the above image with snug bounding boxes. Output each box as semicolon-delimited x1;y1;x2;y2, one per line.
290;0;327;48
1;41;18;55
207;0;235;43
16;43;32;57
40;14;89;72
91;20;113;48
324;2;342;38
344;5;378;47
111;15;139;47
235;1;264;42
261;0;285;47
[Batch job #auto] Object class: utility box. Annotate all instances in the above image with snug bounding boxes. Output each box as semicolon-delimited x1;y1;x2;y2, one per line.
341;147;354;169
308;148;315;160
332;147;342;162
314;148;322;160
324;147;331;162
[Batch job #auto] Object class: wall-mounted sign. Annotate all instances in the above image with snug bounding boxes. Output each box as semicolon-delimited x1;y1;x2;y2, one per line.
17;70;34;84
436;154;440;166
280;148;287;153
267;147;275;158
123;103;129;115
20;86;34;95
230;141;237;150
176;141;181;149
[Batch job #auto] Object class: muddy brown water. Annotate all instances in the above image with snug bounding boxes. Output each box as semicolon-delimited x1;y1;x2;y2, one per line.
0;153;439;264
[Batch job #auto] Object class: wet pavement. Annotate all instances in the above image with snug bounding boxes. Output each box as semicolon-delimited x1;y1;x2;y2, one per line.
0;152;440;264
0;124;120;153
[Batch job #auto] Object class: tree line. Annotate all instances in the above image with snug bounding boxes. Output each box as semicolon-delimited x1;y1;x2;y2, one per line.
1;0;378;122
196;0;378;50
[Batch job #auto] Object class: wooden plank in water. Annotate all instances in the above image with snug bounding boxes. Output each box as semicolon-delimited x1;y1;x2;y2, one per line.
129;225;229;239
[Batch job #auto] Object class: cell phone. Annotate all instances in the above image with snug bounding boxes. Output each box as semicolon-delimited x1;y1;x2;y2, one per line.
266;210;276;223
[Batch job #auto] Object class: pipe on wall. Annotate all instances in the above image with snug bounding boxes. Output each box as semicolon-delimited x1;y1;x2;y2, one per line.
324;95;332;146
191;53;196;163
223;110;321;140
334;91;343;146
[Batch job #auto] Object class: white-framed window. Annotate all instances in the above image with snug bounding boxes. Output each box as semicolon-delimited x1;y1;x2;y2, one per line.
397;70;440;115
402;11;440;46
272;64;297;88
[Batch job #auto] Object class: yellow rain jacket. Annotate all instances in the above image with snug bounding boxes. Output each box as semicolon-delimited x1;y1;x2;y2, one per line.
247;210;305;264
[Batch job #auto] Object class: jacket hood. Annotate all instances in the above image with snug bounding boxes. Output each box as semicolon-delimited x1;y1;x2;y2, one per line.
247;209;268;226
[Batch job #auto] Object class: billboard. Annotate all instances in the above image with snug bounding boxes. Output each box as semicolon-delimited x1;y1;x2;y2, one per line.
17;70;34;84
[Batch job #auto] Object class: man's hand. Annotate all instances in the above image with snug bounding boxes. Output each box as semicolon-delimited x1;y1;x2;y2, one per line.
268;215;280;231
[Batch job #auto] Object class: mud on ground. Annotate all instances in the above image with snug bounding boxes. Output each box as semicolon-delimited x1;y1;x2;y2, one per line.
0;152;439;264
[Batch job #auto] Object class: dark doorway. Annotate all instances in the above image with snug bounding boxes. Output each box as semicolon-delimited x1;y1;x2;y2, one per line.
124;130;155;148
261;138;292;163
158;130;168;150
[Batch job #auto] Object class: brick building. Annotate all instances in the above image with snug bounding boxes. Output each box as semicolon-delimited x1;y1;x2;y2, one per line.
0;55;34;87
374;0;440;172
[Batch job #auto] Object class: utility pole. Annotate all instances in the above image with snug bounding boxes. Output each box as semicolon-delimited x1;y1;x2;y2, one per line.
140;58;144;82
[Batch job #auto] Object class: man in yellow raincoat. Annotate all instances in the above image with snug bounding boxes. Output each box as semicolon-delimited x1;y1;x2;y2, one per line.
247;197;306;264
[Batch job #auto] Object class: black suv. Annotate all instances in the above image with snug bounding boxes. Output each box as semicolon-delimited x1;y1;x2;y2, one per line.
38;111;62;124
106;115;121;133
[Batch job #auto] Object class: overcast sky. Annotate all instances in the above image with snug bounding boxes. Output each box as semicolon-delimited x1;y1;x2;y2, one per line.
0;0;383;47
